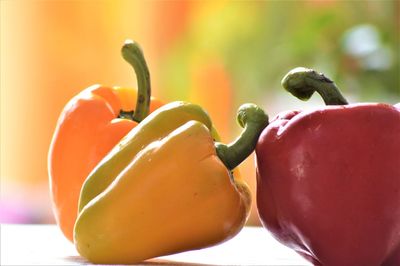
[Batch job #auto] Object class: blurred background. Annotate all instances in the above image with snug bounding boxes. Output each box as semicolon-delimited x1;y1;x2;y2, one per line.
1;0;399;226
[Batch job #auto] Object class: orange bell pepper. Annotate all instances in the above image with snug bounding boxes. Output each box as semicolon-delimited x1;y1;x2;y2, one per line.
48;40;163;242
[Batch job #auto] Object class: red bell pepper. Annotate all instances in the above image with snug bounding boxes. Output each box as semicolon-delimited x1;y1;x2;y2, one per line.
256;67;400;266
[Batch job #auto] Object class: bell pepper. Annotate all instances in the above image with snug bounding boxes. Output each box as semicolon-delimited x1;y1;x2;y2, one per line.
74;102;268;264
48;40;163;242
256;67;400;265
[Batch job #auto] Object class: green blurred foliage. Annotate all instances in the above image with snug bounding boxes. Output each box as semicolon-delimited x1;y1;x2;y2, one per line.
160;1;399;107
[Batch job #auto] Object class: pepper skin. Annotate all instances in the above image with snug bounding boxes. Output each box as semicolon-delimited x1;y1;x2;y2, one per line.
256;67;400;266
74;102;268;264
48;40;163;242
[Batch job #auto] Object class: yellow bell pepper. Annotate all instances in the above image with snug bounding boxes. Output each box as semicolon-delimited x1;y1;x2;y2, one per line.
74;101;268;264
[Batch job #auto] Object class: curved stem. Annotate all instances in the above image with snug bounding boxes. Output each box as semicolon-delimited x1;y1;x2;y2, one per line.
281;67;348;105
216;104;268;170
120;40;151;122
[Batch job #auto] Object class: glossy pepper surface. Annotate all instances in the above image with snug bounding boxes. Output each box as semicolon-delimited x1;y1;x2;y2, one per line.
74;102;268;264
48;41;163;241
256;67;400;266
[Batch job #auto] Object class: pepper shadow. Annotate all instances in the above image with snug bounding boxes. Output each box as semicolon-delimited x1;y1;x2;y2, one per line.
62;256;217;266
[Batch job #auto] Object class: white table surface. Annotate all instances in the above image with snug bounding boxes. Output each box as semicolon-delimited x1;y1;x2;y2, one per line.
1;224;310;265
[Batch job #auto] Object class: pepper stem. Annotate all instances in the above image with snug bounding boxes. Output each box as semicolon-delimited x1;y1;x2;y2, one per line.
216;104;268;170
281;67;348;105
120;40;151;122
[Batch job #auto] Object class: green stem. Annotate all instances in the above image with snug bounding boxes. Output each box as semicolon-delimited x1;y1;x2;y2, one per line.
281;67;348;105
120;40;151;122
215;104;268;170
